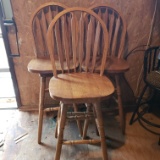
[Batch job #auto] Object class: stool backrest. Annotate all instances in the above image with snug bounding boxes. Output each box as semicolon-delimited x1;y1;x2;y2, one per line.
90;4;126;58
30;2;67;58
46;7;109;77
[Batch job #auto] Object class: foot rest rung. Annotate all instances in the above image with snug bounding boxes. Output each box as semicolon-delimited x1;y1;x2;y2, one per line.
63;139;101;145
44;107;59;112
67;112;94;120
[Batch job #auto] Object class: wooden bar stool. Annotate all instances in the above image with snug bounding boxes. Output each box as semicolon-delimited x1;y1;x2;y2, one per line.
46;7;115;160
88;4;129;134
27;3;82;144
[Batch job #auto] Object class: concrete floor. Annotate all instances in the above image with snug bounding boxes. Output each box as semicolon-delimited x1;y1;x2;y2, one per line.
0;109;159;160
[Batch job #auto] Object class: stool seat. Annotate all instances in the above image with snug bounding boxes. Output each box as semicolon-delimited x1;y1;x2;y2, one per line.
28;58;79;74
94;56;129;73
28;59;52;74
49;72;114;103
105;57;129;73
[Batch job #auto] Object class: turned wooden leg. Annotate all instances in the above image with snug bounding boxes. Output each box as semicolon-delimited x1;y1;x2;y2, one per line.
38;76;46;144
55;102;67;160
93;106;99;136
82;104;91;139
93;102;108;160
73;103;83;136
115;75;125;134
55;106;61;138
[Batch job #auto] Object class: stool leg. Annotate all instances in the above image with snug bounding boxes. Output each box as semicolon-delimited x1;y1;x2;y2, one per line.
55;102;67;160
55;106;61;138
93;106;99;136
129;84;148;125
82;104;92;139
94;102;108;160
115;75;125;134
38;76;46;144
73;103;83;136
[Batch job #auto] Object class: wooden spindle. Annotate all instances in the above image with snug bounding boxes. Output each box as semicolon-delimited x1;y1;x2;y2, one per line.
111;16;120;56
62;15;70;72
108;11;115;56
71;13;78;72
55;19;64;72
85;17;93;71
91;22;101;72
47;29;57;77
102;8;108;28
47;6;53;26
79;12;85;71
40;10;48;56
33;17;46;57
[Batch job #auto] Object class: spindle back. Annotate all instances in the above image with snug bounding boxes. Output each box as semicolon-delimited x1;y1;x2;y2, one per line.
46;7;109;77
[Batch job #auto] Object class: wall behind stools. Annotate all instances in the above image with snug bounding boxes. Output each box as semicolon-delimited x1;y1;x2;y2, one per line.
10;0;160;109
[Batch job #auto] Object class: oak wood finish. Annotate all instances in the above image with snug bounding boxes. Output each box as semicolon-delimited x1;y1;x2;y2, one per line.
47;7;114;160
90;4;130;134
28;3;83;144
28;2;67;144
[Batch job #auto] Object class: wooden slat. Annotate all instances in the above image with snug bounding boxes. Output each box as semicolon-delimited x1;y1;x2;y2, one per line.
111;16;120;56
85;17;93;72
67;15;72;58
47;29;57;77
91;22;101;72
97;8;102;18
33;17;46;57
97;9;103;56
91;16;96;55
40;10;48;56
61;15;70;72
117;15;126;58
52;5;58;18
55;19;64;72
71;13;78;72
46;6;53;26
108;11;115;56
79;13;84;71
99;8;109;57
102;8;109;28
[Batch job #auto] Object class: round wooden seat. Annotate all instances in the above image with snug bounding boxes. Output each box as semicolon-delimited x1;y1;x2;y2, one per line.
28;58;79;74
28;58;52;74
105;57;129;73
49;72;115;103
94;56;129;73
